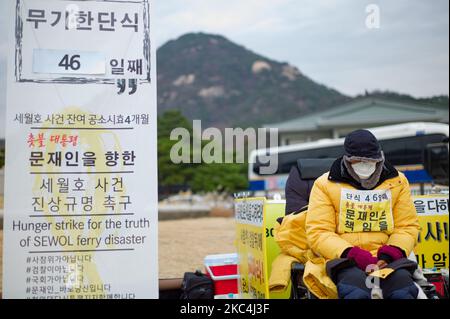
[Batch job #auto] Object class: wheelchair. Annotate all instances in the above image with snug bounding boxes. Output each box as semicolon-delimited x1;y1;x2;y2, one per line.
281;158;327;299
282;158;449;299
289;261;448;299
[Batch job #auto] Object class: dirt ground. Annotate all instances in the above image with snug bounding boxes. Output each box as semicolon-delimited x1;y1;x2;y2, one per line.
159;217;236;278
0;217;236;292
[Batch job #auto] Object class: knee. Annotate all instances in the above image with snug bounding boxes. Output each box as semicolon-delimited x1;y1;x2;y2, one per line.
336;266;368;286
382;269;419;299
388;284;419;299
335;266;371;299
337;283;371;299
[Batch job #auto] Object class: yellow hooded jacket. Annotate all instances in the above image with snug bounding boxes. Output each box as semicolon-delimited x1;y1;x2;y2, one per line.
269;212;309;293
303;170;420;298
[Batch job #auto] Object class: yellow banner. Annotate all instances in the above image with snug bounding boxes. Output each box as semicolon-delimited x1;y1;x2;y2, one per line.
413;195;449;270
235;198;291;299
264;201;291;299
235;198;268;299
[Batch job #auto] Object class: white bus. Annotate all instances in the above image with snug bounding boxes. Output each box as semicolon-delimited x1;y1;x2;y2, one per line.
249;122;449;195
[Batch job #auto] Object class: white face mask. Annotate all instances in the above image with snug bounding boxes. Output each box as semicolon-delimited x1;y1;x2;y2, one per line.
351;161;377;180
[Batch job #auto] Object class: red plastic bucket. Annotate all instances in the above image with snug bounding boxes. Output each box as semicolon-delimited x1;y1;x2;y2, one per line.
204;253;239;298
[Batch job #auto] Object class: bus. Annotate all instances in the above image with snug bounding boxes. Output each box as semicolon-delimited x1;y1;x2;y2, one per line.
249;122;449;196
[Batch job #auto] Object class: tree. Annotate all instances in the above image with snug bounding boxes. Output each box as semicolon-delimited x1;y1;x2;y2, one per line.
158;110;196;188
190;162;248;193
157;110;248;194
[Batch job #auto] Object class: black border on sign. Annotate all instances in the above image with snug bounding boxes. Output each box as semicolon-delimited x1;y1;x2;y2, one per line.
15;0;151;85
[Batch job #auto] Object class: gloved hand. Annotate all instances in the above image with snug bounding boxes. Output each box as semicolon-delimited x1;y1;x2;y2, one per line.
377;245;405;264
347;246;378;271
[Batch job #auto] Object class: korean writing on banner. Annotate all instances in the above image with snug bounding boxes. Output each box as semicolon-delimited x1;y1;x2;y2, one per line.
338;189;394;234
413;195;449;270
16;0;151;94
3;0;158;299
235;199;264;227
235;198;268;299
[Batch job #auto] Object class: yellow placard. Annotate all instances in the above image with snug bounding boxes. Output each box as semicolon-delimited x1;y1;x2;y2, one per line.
264;201;291;299
413;195;449;270
235;198;268;299
339;188;394;233
235;198;293;299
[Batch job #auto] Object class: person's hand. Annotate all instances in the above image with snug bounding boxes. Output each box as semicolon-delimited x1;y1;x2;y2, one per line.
347;246;378;271
377;245;405;264
376;260;388;269
365;260;387;274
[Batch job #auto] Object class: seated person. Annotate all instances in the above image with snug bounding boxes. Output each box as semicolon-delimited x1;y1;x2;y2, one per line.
305;129;420;299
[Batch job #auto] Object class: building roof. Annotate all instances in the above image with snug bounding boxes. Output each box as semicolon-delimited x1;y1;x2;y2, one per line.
264;98;449;133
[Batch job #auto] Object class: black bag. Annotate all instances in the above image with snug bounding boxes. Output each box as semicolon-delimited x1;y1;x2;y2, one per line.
180;270;214;299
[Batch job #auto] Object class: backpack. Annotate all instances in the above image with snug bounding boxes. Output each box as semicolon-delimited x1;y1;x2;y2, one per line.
180;271;214;299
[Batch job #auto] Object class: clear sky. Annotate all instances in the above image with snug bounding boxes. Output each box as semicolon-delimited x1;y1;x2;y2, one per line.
0;0;449;138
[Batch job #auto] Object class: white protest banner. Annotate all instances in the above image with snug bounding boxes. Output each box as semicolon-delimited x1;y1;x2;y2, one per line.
3;0;158;299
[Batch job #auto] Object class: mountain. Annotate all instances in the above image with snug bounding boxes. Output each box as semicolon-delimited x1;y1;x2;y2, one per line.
355;90;449;109
157;33;350;128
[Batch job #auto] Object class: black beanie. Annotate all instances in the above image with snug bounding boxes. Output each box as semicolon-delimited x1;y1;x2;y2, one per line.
344;129;382;159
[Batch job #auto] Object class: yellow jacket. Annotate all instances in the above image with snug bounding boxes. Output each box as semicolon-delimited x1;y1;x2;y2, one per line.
268;253;299;293
304;171;420;298
271;206;343;298
274;212;309;263
269;213;309;293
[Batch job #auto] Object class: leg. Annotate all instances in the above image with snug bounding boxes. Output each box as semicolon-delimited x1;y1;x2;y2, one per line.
381;269;419;299
334;266;371;299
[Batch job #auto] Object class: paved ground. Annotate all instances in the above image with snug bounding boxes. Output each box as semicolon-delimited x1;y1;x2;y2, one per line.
0;217;236;293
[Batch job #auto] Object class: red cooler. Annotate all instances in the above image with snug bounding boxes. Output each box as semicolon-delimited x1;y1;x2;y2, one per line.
204;253;239;298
